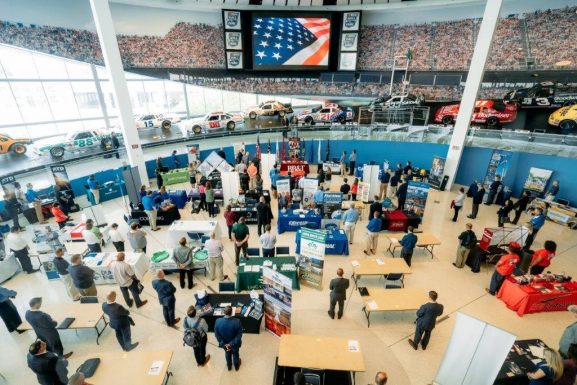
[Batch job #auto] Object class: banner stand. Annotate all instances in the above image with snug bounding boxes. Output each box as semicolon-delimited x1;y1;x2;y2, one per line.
297;228;326;290
263;267;292;337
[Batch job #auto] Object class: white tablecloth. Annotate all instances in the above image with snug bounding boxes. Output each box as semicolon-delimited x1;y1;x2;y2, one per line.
167;220;221;245
149;248;208;272
83;252;149;285
0;255;20;284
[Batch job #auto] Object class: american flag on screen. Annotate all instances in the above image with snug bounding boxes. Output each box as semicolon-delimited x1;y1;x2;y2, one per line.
253;17;331;66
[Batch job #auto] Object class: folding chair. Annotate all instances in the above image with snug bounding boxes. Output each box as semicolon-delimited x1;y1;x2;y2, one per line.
383;273;404;289
187;232;203;247
276;246;290;256
80;296;98;304
218;281;236;293
246;247;260;257
302;368;324;385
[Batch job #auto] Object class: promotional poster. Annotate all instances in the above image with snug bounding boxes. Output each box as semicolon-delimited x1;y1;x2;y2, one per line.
298;228;326;290
322;192;343;218
0;175;17;196
50;165;72;192
302;178;319;208
288;137;301;159
405;181;430;216
523;167;553;193
483;150;513;188
428;156;446;190
263;267;292;337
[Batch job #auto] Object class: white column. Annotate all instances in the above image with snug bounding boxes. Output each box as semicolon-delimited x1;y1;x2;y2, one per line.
89;0;149;186
443;0;503;190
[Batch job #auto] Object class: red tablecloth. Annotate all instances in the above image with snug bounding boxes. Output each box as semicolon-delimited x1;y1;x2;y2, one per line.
279;161;310;178
497;278;577;316
385;210;408;231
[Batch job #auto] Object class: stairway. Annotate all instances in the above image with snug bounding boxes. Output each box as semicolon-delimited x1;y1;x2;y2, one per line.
429;24;437;70
519;18;534;68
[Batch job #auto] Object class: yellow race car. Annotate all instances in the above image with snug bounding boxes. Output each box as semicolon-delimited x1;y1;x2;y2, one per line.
548;104;577;133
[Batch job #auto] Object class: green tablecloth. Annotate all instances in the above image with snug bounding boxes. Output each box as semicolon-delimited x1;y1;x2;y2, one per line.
235;257;300;292
160;168;189;186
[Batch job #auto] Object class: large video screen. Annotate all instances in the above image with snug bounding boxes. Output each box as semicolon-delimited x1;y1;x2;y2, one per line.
252;15;331;70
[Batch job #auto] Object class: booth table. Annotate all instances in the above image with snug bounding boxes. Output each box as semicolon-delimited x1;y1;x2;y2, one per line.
126;206;181;227
495;339;547;385
167;190;188;209
160;168;189;186
531;198;577;226
497;276;577;316
279;161;310;178
236;257;300;292
202;293;264;334
148;248;209;273
245;189;271;204
20;303;108;345
83;252;149;285
167;220;220;244
231;206;258;224
78;350;173;385
361;288;428;327
385;232;441;258
384;210;408;232
277;209;321;234
351;258;411;287
323;162;342;174
295;229;349;256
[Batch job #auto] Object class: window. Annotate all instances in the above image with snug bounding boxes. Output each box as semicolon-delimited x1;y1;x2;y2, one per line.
320;109;330;113
262;104;271;110
10;82;53;123
43;82;80;120
0;46;38;78
34;53;68;79
208;115;219;121
71;82;101;118
75;132;93;140
0;83;23;125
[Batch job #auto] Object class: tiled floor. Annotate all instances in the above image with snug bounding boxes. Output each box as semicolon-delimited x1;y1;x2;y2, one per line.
1;173;576;385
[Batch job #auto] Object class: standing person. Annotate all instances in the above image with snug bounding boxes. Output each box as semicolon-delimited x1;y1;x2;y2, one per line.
127;223;147;253
0;286;23;333
452;187;465;222
111;133;120;159
156;157;164;170
260;224;276;258
486;243;521;295
453;223;477;268
363;212;382;256
313;186;325;209
511;190;530;225
351;178;359;201
155;168;164;189
339;151;347;176
50;203;69;229
467;180;479;198
374;372;388;385
247;161;258;190
342;206;360;245
486;175;502;205
205;232;227;281
348;149;357;176
408;291;444;350
111;252;147;308
369;195;383;219
328;268;350;319
403;161;413;175
497;199;514;227
396;178;408;211
205;182;216;218
3;192;22;230
468;182;485;219
152;270;181;327
102;291;138;352
529;241;557;275
171;150;180;169
109;223;125;252
172;237;194;290
82;220;101;253
6;226;38;274
53;248;80;301
188;162;197;185
198;182;207;212
545;180;560;202
142;191;159;231
214;306;243;371
527;348;563;384
234;160;247;174
557;344;577;385
86;175;100;205
340;178;351;200
256;196;272;236
232;217;250;266
25;183;47;224
400;226;418;267
379;170;391;200
388;172;399;199
524;208;546;250
27;340;69;385
68;254;97;296
54;186;71;215
184;306;210;367
560;306;577;358
270;165;278;198
25;297;72;358
223;205;236;240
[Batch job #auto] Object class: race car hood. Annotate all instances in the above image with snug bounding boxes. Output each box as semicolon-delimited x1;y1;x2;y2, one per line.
9;137;33;144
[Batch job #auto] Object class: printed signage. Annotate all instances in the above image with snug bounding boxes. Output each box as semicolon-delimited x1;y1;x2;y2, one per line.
298;228;326;290
263;267;292;337
50;165;72;192
224;10;241;30
429;156;446;190
405;181;430;216
322;192;343;218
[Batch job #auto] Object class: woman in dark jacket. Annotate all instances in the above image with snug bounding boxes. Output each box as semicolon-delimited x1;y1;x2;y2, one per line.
512;191;530;225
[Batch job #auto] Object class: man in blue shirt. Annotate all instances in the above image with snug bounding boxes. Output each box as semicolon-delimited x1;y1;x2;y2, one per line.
269;164;278;198
524;207;546;250
364;212;382;256
400;226;418;267
215;306;243;371
25;183;47;224
348;149;357;176
171;150;180;169
86;175;100;205
379;170;391;200
342;207;360;244
141;191;159;231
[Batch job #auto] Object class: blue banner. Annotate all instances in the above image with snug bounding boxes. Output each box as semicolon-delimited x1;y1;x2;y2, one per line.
483;150;513;188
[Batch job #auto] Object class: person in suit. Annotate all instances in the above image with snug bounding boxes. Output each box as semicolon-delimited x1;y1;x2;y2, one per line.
408;291;444;350
374;372;388;385
511;190;530;225
400;226;418;267
468;182;485;219
27;340;69;385
0;286;23;333
396;178;409;211
102;291;138;351
25;297;72;358
328;268;350;319
214;306;243;371
152;270;181;327
369;195;383;220
256;197;273;236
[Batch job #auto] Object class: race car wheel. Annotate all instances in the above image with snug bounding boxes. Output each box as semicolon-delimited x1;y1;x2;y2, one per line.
10;143;27;155
192;125;202;135
161;120;171;130
441;116;454;126
278;110;286;117
304;116;314;125
50;147;65;158
249;111;257;120
226;121;236;131
559;120;577;133
100;138;112;150
486;116;500;128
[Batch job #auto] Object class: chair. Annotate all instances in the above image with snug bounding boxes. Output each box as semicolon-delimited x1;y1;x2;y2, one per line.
290;203;300;210
80;296;98;304
200;235;210;245
276;246;290;256
324;223;338;231
187;232;203;247
383;273;404;289
219;281;236;293
246;247;260;257
302;368;324;385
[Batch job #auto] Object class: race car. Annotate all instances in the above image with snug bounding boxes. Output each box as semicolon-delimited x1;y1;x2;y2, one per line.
504;81;577;108
367;94;424;111
135;113;181;129
0;133;32;155
548;104;577;133
35;129;123;158
434;99;517;128
296;103;354;125
184;112;244;135
247;100;293;119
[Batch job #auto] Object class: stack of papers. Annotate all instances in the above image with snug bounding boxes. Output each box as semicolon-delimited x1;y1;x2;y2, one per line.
348;340;360;353
376;258;385;265
351;260;360;267
148;361;164;376
367;300;378;310
263;260;273;267
281;264;296;271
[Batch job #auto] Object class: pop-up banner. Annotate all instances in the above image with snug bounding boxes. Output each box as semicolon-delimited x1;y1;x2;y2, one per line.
50;165;73;192
302;177;318;208
322;192;343;218
405;181;430;216
429;156;446;190
298;228;326;290
263;266;292;337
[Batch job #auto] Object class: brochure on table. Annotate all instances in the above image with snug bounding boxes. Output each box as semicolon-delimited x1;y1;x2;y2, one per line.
263;266;292;337
523;167;553;194
405;181;430;216
297;228;327;290
302;177;319;207
429;156;446;190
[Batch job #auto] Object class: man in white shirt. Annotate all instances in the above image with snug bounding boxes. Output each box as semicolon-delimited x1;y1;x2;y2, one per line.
260;224;277;258
6;226;38;274
109;223;125;252
204;232;227;281
235;162;247;174
81;220;101;253
111;253;147;308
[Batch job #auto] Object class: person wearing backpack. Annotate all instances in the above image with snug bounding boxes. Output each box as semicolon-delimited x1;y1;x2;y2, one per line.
183;306;210;367
453;223;477;268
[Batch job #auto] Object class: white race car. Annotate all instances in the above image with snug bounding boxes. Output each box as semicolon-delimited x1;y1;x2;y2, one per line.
34;129;122;158
185;112;244;135
296;103;352;125
135;113;181;129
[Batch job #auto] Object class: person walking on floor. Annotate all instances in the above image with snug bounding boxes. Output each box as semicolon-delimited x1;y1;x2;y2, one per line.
223;205;236;240
53;248;80;301
215;306;243;371
172;237;195;289
348;149;357;176
111;252;148;308
511;190;530;225
205;232;227;281
171;150;180;169
328;268;350;320
453;223;477;268
486;242;521;295
142;191;159;231
0;286;23;333
25;297;73;358
232;217;250;265
3;191;22;230
68;254;97;297
256;197;273;236
152;270;181;327
102;291;139;352
247;161;258;190
364;212;382;256
6;226;39;274
524;207;546;251
452;187;465;222
109;223;125;252
25;183;47;224
388;172;399;199
127;223;148;253
339;151;347;176
260;224;277;258
400;226;418;267
184;306;210;367
485;176;502;205
351;178;359;201
27;340;69;385
342;205;360;245
468;182;485;219
86;175;100;205
408;291;444;351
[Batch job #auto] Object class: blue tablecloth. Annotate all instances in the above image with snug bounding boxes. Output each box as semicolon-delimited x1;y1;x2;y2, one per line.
295;228;349;255
168;190;188;209
277;209;322;234
354;166;364;178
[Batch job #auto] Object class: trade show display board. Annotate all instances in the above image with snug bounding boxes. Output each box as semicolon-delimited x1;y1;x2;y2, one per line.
295;228;349;256
236;257;299;292
429;156;446;190
483;150;513;188
302;178;318;208
322;192;343;219
263;266;293;337
297;228;326;290
405;181;430;215
221;171;240;206
523;167;553;193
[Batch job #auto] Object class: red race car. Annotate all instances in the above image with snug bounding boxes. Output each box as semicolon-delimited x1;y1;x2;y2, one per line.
434;99;517;128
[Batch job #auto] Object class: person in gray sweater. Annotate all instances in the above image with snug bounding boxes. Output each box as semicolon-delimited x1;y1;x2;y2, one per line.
173;237;194;289
126;223;147;253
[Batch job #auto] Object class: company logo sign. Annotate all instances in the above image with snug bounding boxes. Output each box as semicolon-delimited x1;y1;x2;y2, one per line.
225;11;240;28
344;12;359;29
343;34;357;49
228;52;242;67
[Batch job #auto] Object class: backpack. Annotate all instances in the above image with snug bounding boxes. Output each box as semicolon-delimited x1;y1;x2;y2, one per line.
183;318;203;348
